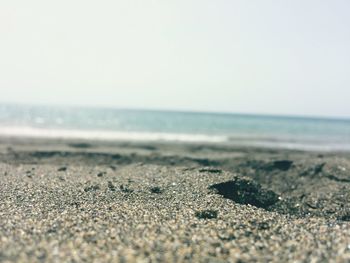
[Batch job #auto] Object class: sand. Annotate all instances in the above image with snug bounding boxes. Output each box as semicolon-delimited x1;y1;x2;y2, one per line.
0;138;350;262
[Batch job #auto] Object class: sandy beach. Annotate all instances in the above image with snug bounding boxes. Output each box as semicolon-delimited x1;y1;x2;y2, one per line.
1;137;350;262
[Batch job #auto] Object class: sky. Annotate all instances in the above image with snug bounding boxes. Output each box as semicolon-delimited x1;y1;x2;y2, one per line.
0;0;350;118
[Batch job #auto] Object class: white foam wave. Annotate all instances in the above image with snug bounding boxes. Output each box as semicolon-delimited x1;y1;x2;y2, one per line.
0;126;227;143
1;126;349;152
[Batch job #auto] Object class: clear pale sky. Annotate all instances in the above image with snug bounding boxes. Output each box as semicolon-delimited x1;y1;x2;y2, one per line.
1;0;350;118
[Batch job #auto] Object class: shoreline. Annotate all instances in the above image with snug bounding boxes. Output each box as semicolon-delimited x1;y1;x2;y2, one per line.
1;131;350;153
1;137;350;262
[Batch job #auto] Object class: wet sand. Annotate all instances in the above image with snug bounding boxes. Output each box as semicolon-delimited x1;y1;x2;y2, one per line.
1;137;350;262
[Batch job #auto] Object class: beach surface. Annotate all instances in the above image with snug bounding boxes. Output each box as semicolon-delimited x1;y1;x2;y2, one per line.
1;137;350;262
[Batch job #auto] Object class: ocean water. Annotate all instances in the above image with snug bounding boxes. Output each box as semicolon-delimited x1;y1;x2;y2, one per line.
0;103;350;151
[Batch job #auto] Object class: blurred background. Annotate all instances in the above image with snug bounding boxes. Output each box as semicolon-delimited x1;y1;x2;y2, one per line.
1;0;350;150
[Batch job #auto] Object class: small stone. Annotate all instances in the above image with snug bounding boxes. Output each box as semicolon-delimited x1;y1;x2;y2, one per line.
97;172;105;177
58;167;67;172
84;185;100;192
150;187;163;194
195;210;218;219
107;181;116;191
120;185;133;193
337;209;350;221
314;163;326;174
198;168;222;174
272;160;293;171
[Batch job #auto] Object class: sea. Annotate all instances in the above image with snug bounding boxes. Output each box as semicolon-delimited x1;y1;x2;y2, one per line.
0;103;350;152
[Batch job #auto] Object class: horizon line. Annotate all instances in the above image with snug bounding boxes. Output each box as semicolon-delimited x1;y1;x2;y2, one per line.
1;100;350;122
